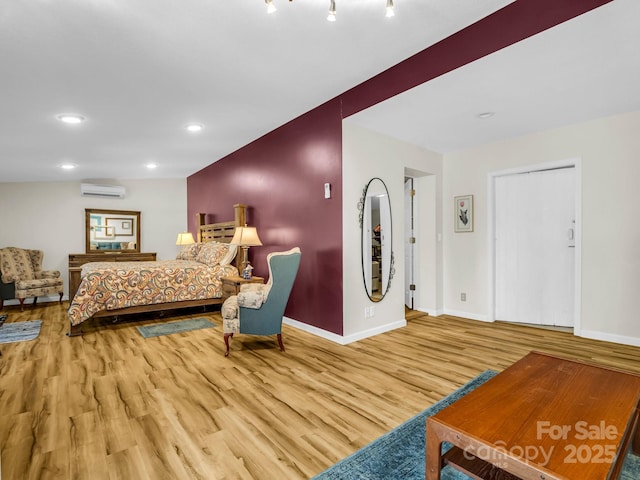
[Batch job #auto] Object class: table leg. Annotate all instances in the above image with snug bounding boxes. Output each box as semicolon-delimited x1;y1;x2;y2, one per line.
632;411;640;455
426;418;443;480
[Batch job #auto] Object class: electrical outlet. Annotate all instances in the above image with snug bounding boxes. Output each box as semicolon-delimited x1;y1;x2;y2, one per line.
461;292;467;301
364;307;369;318
370;305;375;317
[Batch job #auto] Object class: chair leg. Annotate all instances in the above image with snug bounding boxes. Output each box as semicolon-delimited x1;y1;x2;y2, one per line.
33;296;38;307
277;333;285;352
59;292;63;303
19;298;26;311
224;333;234;357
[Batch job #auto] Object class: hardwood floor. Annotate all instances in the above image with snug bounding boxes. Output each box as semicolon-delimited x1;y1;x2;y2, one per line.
1;303;639;479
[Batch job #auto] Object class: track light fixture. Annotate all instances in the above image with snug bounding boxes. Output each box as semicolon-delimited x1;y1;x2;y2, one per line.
386;0;395;18
327;0;336;22
262;0;395;21
265;0;276;14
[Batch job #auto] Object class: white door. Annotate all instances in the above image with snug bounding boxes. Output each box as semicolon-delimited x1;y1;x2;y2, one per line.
404;178;415;309
495;167;575;327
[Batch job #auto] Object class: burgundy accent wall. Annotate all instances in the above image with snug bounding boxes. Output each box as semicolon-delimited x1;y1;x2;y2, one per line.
187;0;611;336
188;99;344;334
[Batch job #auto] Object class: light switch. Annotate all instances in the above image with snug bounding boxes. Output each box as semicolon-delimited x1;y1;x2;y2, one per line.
324;183;331;199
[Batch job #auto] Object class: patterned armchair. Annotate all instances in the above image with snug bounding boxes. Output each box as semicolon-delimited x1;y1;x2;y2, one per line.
0;247;64;311
221;247;301;356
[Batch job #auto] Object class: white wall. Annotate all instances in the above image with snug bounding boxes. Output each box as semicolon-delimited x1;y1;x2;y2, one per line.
443;110;640;345
341;122;443;342
0;178;187;302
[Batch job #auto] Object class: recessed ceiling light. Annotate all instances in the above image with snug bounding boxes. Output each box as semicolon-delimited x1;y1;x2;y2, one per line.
58;162;77;170
185;123;204;133
56;114;86;124
146;163;158;170
477;112;495;119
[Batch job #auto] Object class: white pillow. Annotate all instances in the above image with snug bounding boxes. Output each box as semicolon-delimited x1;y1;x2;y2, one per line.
219;242;238;266
195;242;228;265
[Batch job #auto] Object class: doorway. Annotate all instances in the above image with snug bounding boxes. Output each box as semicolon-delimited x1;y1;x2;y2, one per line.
490;160;581;329
403;170;439;315
404;177;416;309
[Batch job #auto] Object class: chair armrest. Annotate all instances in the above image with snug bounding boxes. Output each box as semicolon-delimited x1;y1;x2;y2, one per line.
222;296;238;319
239;283;266;293
237;288;266;309
36;270;61;279
239;283;271;303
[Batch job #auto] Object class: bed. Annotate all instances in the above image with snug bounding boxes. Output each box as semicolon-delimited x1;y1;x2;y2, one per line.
67;204;247;336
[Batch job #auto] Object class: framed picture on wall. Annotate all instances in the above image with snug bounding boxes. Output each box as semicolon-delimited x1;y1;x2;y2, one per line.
454;195;474;232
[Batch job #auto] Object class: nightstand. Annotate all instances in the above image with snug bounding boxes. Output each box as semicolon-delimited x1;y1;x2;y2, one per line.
221;275;265;299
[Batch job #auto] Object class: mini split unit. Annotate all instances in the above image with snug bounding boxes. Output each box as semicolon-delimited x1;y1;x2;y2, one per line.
80;183;126;198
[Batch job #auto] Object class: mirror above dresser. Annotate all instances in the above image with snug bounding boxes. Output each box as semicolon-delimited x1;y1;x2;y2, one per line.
85;208;140;253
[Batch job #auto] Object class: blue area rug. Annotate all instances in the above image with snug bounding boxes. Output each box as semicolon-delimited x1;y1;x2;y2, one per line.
312;370;640;480
136;317;216;338
0;320;42;344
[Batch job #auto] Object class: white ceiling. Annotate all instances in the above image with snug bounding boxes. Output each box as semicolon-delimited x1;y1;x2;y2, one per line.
1;0;637;183
347;0;640;153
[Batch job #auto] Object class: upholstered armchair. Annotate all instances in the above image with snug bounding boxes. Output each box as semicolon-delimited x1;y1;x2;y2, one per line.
0;247;64;311
221;247;301;356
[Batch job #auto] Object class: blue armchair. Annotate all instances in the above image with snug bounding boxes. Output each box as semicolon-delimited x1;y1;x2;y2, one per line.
221;247;301;356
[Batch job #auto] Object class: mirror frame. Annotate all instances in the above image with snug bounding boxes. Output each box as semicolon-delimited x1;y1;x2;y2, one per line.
358;177;394;302
85;208;141;253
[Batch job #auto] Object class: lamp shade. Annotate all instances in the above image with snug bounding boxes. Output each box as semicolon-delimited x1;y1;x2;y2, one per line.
176;232;195;245
231;226;263;246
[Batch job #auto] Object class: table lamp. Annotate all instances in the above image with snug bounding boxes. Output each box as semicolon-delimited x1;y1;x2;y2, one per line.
176;232;195;245
231;225;262;277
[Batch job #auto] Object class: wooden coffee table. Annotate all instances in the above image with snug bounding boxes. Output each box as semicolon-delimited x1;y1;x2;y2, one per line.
426;351;640;480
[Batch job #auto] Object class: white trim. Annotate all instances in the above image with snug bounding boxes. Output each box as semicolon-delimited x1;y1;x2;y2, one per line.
487;158;582;330
579;329;640;348
487;172;496;321
415;307;444;317
283;316;406;345
442;309;491;322
573;160;583;335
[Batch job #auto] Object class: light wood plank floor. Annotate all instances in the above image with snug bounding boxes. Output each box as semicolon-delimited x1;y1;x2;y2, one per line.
1;302;639;479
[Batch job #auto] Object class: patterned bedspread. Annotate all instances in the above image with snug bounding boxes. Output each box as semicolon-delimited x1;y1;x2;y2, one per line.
68;260;238;325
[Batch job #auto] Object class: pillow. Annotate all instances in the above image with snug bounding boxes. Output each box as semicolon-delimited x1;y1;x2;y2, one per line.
176;243;201;261
196;242;229;266
218;243;238;266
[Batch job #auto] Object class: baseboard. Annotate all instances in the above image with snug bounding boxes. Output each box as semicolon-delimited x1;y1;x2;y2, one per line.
415;307;444;317
283;316;406;345
283;317;348;344
579;329;640;348
442;308;492;322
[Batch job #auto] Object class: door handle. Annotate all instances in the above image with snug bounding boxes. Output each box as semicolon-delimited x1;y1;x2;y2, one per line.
568;228;575;248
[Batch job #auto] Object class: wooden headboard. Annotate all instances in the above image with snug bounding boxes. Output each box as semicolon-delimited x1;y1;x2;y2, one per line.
196;203;246;269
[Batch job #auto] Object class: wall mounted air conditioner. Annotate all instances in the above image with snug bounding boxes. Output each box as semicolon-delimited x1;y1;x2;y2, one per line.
80;183;126;198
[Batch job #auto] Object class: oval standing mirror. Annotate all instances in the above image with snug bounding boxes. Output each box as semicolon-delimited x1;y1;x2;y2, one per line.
359;178;393;302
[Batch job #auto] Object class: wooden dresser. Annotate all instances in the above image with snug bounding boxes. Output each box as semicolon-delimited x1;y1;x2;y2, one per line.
68;252;157;301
